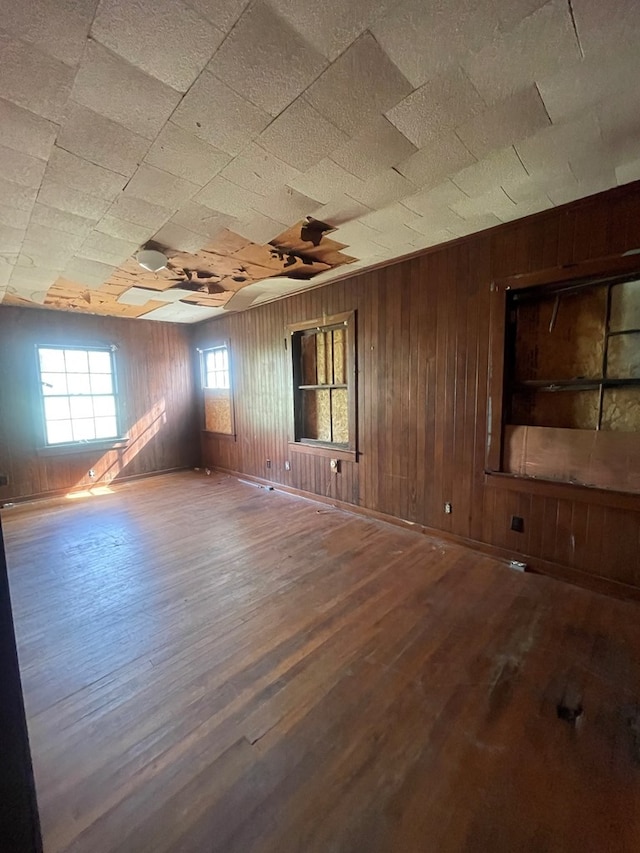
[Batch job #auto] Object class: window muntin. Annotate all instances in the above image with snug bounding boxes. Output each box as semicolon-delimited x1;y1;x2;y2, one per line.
204;345;230;390
37;345;119;445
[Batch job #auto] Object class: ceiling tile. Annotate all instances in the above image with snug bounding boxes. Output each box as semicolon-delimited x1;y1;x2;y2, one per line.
207;0;328;117
304;33;413;136
145;123;231;185
0;224;26;255
24;223;84;252
220;145;301;197
141;302;224;322
252;187;319;224
330;117;417;181
232;212;287;244
0;37;74;122
371;0;501;88
0;145;46;189
91;0;223;93
45;147;128;201
123;165;199;209
1;0;98;67
0;98;58;160
451;146;529;197
181;0;251;34
547;171;616;206
95;215;155;245
399;205;465;234
463;0;581;104
0;177;38;212
107;197;172;231
311;194;372;225
0;204;32;231
268;0;398;61
515;113;604;175
348;169;417;209
80;232;139;266
451;186;517;220
616;159;640;186
152;222;206;253
386;67;485;149
30;203;97;237
195;176;263;218
402;180;469;216
56;102;151;178
172;72;272;156
395;132;476;188
37;181;111;220
596;86;640;164
456;86;551;159
20;240;76;271
287;160;364;204
257;97;349;171
170;203;234;239
62;257;118;288
358;203;420;232
571;0;640;59
71;41;182;140
9;266;60;296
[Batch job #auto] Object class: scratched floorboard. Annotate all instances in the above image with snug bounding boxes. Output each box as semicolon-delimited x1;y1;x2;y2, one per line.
3;471;640;852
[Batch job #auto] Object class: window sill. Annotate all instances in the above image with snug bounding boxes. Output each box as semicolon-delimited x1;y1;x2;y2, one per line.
288;441;357;462
484;470;640;511
37;438;130;457
202;430;236;441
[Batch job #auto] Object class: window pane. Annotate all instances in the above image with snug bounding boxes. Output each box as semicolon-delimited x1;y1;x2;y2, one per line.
95;416;117;438
46;420;73;444
39;348;65;372
44;397;71;421
70;397;94;419
90;373;113;394
88;350;112;373
67;373;91;394
72;418;96;441
41;372;68;395
93;396;116;418
64;349;89;373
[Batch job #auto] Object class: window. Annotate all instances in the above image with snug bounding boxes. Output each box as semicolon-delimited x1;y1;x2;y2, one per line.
37;345;120;446
204;345;229;390
288;311;356;455
200;343;234;435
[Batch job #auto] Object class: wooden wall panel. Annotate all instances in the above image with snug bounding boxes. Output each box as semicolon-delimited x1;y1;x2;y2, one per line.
192;182;640;593
0;307;197;501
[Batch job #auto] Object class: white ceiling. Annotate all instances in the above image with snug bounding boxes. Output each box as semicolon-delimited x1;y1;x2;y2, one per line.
1;0;640;321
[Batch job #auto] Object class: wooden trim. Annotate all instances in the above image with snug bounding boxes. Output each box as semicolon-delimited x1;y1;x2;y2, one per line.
286;311;353;334
486;284;506;472
1;466;191;507
484;470;640;512
201;430;236;441
288;441;357;462
493;252;640;293
36;438;130;457
208;466;640;604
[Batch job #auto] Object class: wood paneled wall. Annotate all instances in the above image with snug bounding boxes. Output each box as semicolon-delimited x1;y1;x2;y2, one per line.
194;182;640;594
0;307;197;501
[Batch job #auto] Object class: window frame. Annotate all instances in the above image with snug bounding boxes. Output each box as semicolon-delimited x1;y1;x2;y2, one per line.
287;310;357;461
199;341;236;439
35;342;124;450
486;253;640;494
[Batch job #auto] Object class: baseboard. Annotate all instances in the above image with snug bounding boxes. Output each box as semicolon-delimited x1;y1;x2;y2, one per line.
209;466;640;605
1;466;192;509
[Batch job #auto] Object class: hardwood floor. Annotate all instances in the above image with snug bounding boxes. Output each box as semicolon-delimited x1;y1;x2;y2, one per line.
3;471;640;853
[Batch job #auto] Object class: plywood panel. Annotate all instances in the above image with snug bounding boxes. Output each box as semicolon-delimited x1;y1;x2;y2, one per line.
204;389;233;434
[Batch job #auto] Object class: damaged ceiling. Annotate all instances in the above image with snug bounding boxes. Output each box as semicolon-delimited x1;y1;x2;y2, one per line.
1;0;640;322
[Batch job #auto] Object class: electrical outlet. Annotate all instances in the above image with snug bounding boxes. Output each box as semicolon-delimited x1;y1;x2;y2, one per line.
88;469;96;479
284;460;291;471
510;515;524;532
266;459;271;469
444;502;452;514
330;459;340;474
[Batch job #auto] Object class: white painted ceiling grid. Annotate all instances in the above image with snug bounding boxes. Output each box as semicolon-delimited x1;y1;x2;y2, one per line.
0;0;639;320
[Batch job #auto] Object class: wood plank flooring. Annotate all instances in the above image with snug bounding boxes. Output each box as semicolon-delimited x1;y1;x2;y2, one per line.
3;471;640;853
